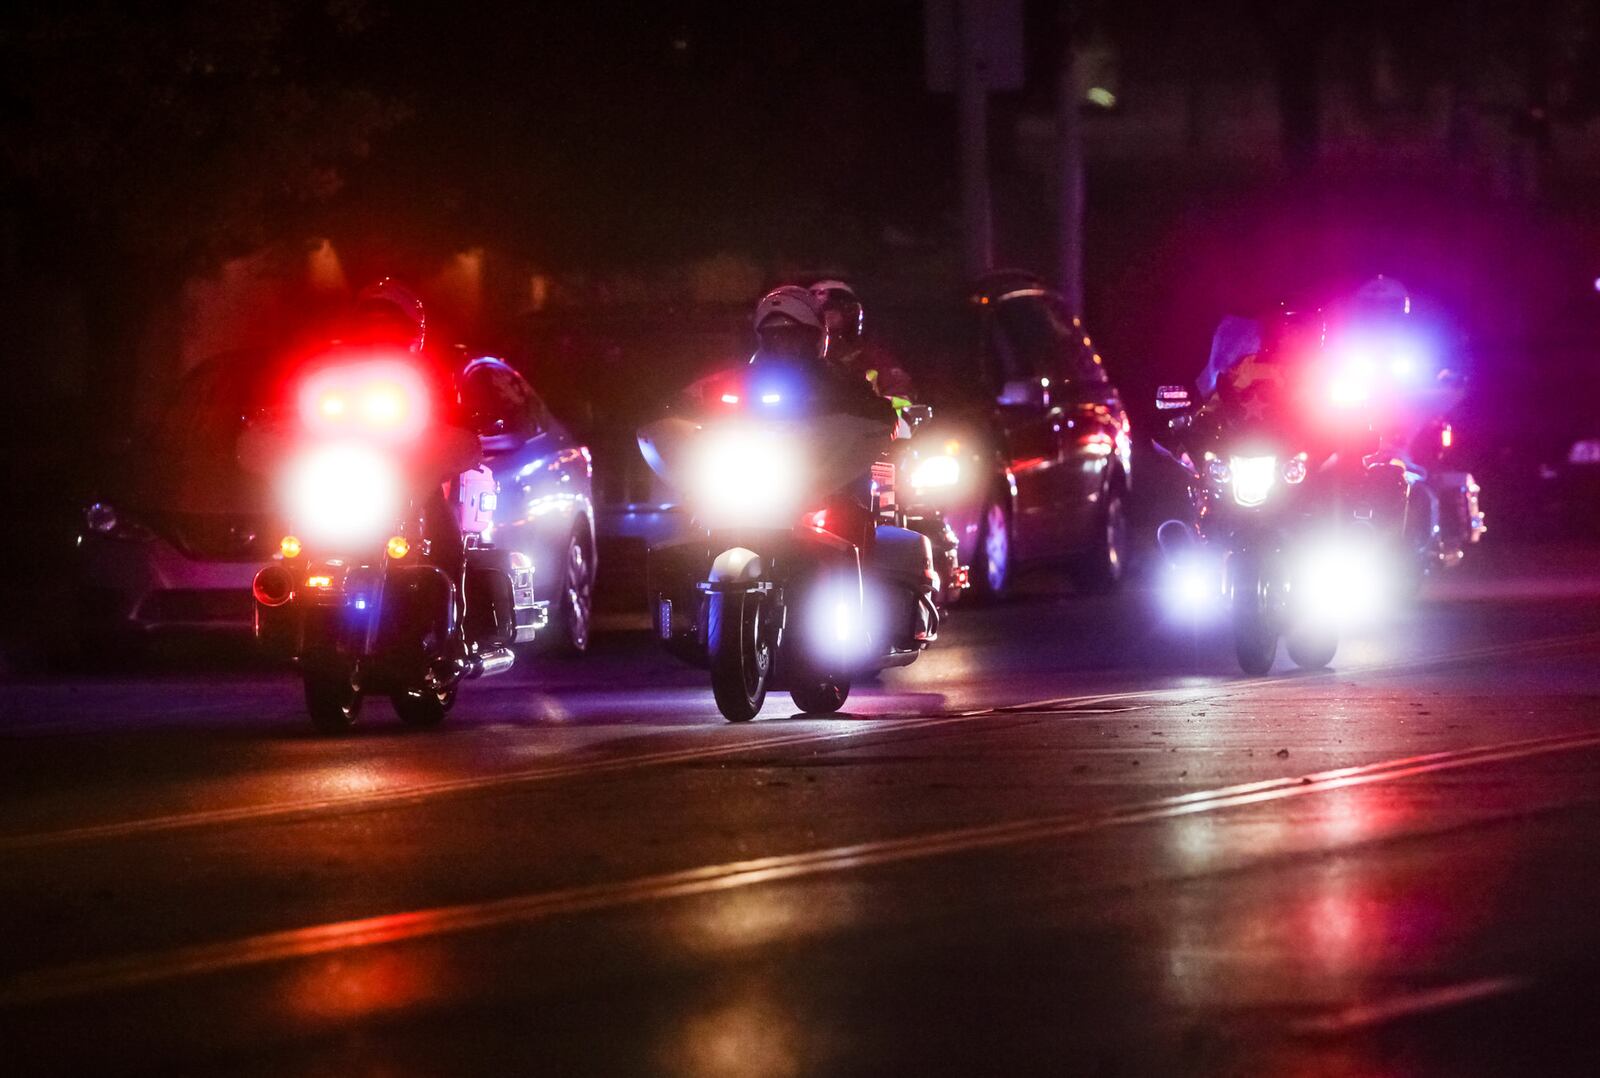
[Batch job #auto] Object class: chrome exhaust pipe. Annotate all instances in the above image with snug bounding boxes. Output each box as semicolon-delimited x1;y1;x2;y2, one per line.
468;644;515;679
1156;520;1194;559
252;565;294;607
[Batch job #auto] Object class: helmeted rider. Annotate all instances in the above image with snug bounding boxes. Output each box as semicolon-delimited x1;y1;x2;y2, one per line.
808;279;915;405
743;285;902;551
747;285;898;429
1332;275;1469;549
339;279;481;580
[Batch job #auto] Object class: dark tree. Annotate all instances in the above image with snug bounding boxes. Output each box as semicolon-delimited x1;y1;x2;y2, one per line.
0;0;400;426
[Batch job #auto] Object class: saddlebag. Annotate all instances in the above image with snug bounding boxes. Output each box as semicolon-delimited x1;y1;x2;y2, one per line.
464;548;543;646
872;524;939;648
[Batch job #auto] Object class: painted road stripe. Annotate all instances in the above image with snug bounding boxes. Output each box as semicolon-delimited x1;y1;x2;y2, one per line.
4;728;1597;1007
1291;975;1532;1034
3;629;1599;853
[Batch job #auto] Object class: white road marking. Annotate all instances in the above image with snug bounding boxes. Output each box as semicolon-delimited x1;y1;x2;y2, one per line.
1290;975;1531;1034
4;629;1598;852
3;729;1596;1006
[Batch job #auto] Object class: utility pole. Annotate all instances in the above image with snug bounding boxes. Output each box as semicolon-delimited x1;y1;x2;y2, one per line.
926;0;1020;280
1055;2;1083;317
954;0;994;280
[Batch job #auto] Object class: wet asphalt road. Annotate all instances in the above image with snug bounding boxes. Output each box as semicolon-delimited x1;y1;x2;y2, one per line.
3;542;1600;1075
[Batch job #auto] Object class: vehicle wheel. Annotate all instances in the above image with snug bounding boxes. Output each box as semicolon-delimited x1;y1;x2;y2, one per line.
539;526;596;655
706;590;770;722
970;495;1013;603
1071;480;1129;595
790;677;850;714
1286;627;1338;670
1232;566;1278;676
304;668;362;734
391;684;457;728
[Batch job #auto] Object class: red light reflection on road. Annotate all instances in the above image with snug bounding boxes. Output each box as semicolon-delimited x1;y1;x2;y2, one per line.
283;945;441;1022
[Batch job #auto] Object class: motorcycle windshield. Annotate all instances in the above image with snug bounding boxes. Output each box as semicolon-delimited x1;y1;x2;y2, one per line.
639;409;889;531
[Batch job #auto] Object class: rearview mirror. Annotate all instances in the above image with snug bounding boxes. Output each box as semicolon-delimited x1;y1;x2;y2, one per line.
1155;385;1192;410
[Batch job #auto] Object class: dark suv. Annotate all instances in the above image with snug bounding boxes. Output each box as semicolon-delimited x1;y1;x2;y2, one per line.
889;272;1133;598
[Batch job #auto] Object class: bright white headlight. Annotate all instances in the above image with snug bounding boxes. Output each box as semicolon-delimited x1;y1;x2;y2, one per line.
1230;456;1276;507
1294;537;1392;627
692;427;801;524
910;454;960;491
285;442;401;546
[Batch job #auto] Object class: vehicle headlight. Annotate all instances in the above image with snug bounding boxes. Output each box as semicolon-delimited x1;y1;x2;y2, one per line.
910;454;960;491
1282;454;1308;484
1293;535;1393;626
285;442;402;546
1230;456;1276;507
691;426;803;525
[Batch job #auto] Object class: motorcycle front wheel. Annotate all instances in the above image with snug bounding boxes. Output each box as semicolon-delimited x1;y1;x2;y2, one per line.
706;590;770;722
1286;627;1338;670
1232;566;1278;676
304;667;362;734
790;677;850;715
392;684;457;728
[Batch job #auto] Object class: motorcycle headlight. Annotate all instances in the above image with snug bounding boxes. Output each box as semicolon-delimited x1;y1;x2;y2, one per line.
285;442;402;546
910;454;960;491
1282;454;1308;484
691;426;803;525
1230;456;1277;507
1206;457;1232;485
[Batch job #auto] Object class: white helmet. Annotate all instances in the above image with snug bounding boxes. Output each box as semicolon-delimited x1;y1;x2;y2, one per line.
752;285;830;363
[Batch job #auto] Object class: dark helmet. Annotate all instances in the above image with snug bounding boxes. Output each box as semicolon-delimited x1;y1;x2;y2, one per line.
809;278;864;352
355;278;427;353
753;285;830;365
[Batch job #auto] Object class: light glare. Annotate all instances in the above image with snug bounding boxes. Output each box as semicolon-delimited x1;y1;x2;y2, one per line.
285;442;401;547
1230;456;1277;507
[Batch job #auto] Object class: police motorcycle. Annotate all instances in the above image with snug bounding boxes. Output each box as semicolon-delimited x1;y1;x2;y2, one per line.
243;346;545;732
640;358;941;723
1326;277;1486;575
1153;314;1429;674
899;461;970;610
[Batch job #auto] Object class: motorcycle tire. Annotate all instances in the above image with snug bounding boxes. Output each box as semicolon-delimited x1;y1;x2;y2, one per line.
791;677;850;715
1286;627;1339;670
1232;568;1278;676
304;668;362;734
707;590;770;723
391;685;457;728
